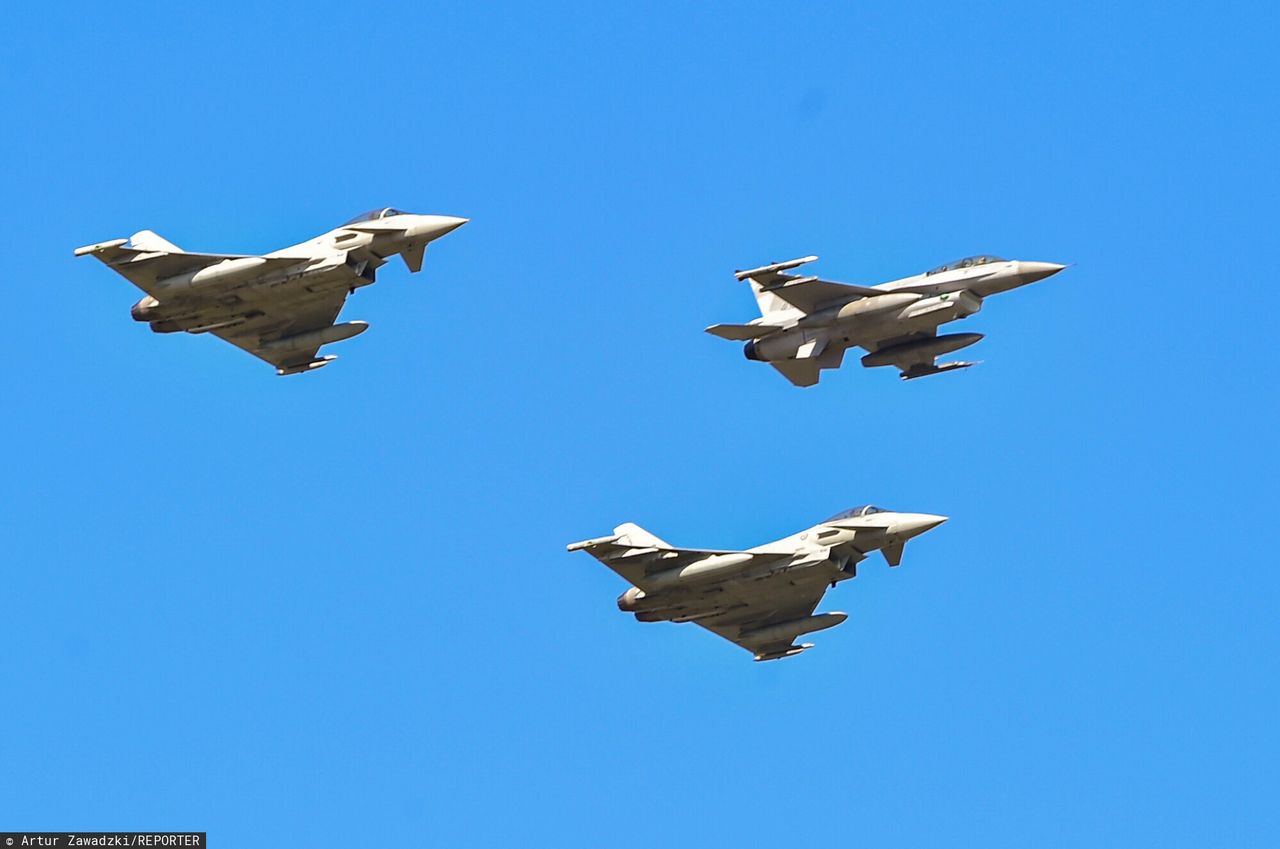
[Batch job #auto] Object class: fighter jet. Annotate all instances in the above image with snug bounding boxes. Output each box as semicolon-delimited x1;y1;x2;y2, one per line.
567;506;947;661
707;254;1066;386
75;208;467;375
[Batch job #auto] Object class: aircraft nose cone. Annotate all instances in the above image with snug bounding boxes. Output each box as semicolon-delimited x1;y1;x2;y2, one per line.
415;215;469;241
894;513;948;538
1018;261;1066;284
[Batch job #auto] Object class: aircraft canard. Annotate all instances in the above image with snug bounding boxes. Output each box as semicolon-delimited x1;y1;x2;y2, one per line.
76;208;467;375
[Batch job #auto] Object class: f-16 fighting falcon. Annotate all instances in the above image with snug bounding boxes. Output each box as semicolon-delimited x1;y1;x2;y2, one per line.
707;254;1066;386
567;506;947;661
75;208;468;375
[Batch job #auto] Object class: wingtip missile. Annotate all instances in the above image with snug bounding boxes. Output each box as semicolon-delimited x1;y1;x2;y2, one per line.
566;533;622;552
74;238;128;257
734;255;819;281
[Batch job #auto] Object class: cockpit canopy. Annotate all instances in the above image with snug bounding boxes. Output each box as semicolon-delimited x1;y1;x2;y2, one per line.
925;255;1007;276
342;208;410;226
824;505;885;522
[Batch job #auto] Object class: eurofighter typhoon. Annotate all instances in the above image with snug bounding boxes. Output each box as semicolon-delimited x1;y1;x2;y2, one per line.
567;507;946;661
76;208;467;375
707;254;1066;386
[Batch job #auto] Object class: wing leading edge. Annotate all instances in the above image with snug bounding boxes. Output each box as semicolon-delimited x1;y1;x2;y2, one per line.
76;231;304;295
568;524;761;591
735;256;888;314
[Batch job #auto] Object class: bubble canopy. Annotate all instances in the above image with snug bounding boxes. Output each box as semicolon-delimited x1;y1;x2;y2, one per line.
823;505;885;522
925;255;1007;276
342;208;410;226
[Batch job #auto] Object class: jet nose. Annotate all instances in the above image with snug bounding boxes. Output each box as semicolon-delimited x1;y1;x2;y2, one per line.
1017;261;1067;284
412;215;469;241
892;513;948;539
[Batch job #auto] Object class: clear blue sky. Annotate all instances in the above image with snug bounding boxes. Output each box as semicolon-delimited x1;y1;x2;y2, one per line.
2;1;1277;845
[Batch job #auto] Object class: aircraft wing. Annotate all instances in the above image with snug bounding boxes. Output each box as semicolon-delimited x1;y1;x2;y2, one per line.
696;571;835;661
760;276;887;313
75;232;301;295
211;288;352;375
735;257;886;313
569;531;766;591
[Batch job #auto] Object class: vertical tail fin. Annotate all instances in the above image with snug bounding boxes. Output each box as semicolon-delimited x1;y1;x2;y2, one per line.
129;230;184;253
613;522;673;549
744;278;793;318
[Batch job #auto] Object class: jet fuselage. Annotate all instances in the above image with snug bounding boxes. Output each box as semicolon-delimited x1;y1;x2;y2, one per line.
615;509;946;623
131;212;467;333
716;254;1066;384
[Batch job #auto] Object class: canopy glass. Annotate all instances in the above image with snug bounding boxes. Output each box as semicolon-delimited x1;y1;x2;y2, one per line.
823;505;885;522
342;208;409;225
925;255;1006;276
